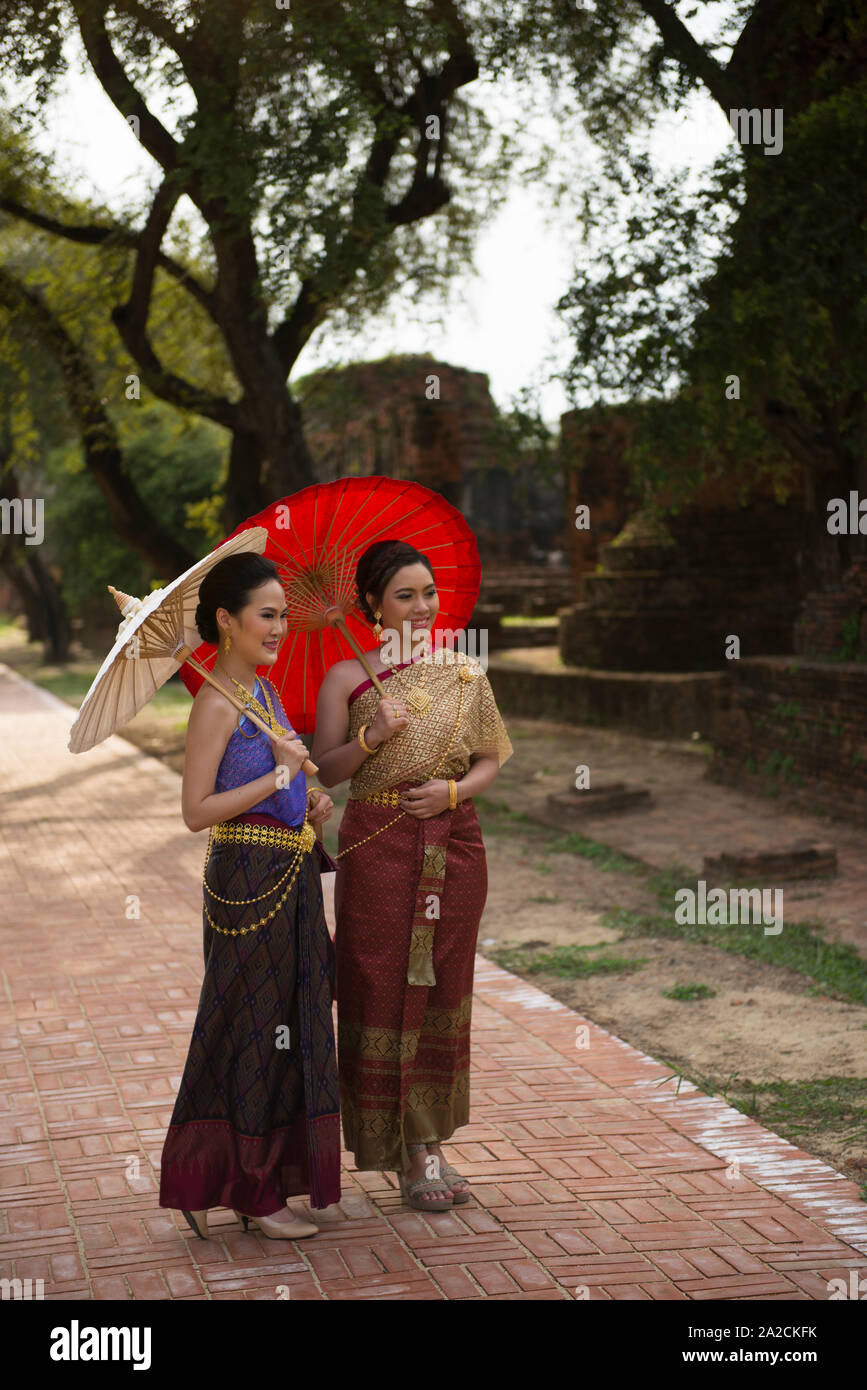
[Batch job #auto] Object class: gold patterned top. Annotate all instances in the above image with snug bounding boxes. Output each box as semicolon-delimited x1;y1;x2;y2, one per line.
347;649;513;798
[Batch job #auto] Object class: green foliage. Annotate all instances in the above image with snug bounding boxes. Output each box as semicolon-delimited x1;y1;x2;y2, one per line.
549;832;644;874
552;9;867;507
773;701;800;719
721;1076;867;1141
490;943;647;979
838;613;861;661
662;981;717;1000
44;403;223;619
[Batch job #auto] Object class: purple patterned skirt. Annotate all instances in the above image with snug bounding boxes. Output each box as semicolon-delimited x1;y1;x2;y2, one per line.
158;814;341;1215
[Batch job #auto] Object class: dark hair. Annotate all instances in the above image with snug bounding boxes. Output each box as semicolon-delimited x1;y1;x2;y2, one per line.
195;552;282;645
355;540;435;623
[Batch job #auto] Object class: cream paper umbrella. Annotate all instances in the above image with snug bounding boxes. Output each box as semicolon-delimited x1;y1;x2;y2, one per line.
67;526;317;775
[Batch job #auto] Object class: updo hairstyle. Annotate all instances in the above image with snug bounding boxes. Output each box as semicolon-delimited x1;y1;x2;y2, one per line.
194;552;282;645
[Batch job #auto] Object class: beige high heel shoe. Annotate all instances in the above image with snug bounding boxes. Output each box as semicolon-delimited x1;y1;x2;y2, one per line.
233;1209;318;1239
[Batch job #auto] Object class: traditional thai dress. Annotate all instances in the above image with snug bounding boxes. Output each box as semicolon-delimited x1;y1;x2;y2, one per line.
159;676;341;1216
335;649;513;1173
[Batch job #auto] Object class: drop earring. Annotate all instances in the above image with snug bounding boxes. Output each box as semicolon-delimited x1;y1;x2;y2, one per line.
373;610;383;640
223;631;232;654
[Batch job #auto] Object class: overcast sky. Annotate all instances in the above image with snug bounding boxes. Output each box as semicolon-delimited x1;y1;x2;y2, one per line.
14;17;733;429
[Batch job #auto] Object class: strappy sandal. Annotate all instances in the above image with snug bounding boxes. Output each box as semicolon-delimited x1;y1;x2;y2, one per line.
397;1170;454;1211
422;1142;471;1204
397;1142;453;1211
435;1158;471;1204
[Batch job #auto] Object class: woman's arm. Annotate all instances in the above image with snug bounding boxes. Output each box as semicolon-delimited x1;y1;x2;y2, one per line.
181;688;307;833
398;750;501;819
454;751;500;802
311;664;408;788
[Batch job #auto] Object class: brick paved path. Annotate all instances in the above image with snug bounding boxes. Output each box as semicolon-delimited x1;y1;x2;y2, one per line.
1;664;866;1300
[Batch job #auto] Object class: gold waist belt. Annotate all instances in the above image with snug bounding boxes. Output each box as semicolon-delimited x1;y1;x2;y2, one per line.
359;788;403;807
211;818;316;854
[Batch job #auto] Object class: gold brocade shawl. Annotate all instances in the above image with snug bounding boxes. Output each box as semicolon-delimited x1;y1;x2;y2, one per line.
347;650;513;797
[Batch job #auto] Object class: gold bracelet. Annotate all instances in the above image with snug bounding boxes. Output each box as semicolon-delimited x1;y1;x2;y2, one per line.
448;779;458;811
358;723;380;755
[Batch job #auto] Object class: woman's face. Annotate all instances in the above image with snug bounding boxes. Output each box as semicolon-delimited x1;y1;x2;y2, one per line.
217;578;288;667
369;562;439;640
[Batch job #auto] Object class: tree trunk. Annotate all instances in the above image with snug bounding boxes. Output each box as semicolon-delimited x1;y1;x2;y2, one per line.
0;548;71;662
221;390;315;532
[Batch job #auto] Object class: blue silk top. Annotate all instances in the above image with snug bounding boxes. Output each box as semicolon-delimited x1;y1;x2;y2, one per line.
214;675;307;827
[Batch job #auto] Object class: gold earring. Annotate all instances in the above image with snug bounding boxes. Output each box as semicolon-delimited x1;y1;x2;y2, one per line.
223;631;232;654
373;610;382;640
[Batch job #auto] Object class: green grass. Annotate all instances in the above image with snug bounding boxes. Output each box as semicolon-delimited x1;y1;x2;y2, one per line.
475;799;867;1007
773;701;801;720
662;981;717;1001
0;625;193;718
490;943;648;979
663;1067;867;1147
501;614;559;627
476;800;646;877
28;670;100;703
473;795;536;825
548;832;644;875
720;1076;867;1140
630;1062;867;1195
603;899;867;1008
29;667;192;716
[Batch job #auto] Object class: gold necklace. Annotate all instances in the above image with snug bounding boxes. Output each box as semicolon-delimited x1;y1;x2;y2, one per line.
227;672;287;738
383;655;432;716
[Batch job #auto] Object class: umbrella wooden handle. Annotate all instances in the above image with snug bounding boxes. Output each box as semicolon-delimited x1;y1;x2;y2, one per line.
183;655;318;777
326;612;390;699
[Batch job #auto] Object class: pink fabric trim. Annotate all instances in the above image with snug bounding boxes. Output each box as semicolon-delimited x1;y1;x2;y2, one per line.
348;657;417;706
158;1114;342;1213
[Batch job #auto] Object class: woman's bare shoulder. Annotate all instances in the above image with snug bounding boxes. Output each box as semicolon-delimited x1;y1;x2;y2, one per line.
320;657;369;694
189;681;237;729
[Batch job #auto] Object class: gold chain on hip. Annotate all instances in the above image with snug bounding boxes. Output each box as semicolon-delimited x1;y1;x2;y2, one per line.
202;819;316;935
203;819;315;905
204;848;307;935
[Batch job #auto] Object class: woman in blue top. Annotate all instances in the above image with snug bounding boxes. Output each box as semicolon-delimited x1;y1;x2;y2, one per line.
158;551;341;1242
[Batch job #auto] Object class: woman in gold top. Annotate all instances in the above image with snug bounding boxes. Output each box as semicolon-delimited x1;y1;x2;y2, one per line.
312;539;513;1209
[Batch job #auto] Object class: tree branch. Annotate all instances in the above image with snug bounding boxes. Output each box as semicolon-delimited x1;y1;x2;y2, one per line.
0;266;196;574
1;188;233;423
73;3;194;191
109;291;238;428
120;175;188;363
637;0;742;113
111;0;191;61
271;0;478;370
0;196;216;315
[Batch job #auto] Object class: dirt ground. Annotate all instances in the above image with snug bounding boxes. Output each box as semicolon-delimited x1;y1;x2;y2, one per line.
5;626;866;1188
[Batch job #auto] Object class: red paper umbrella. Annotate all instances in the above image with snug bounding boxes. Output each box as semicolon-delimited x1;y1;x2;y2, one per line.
179;476;482;733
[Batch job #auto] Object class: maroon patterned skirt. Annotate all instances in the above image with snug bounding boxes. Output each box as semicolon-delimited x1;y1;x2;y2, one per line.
159;814;341;1215
334;785;487;1172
